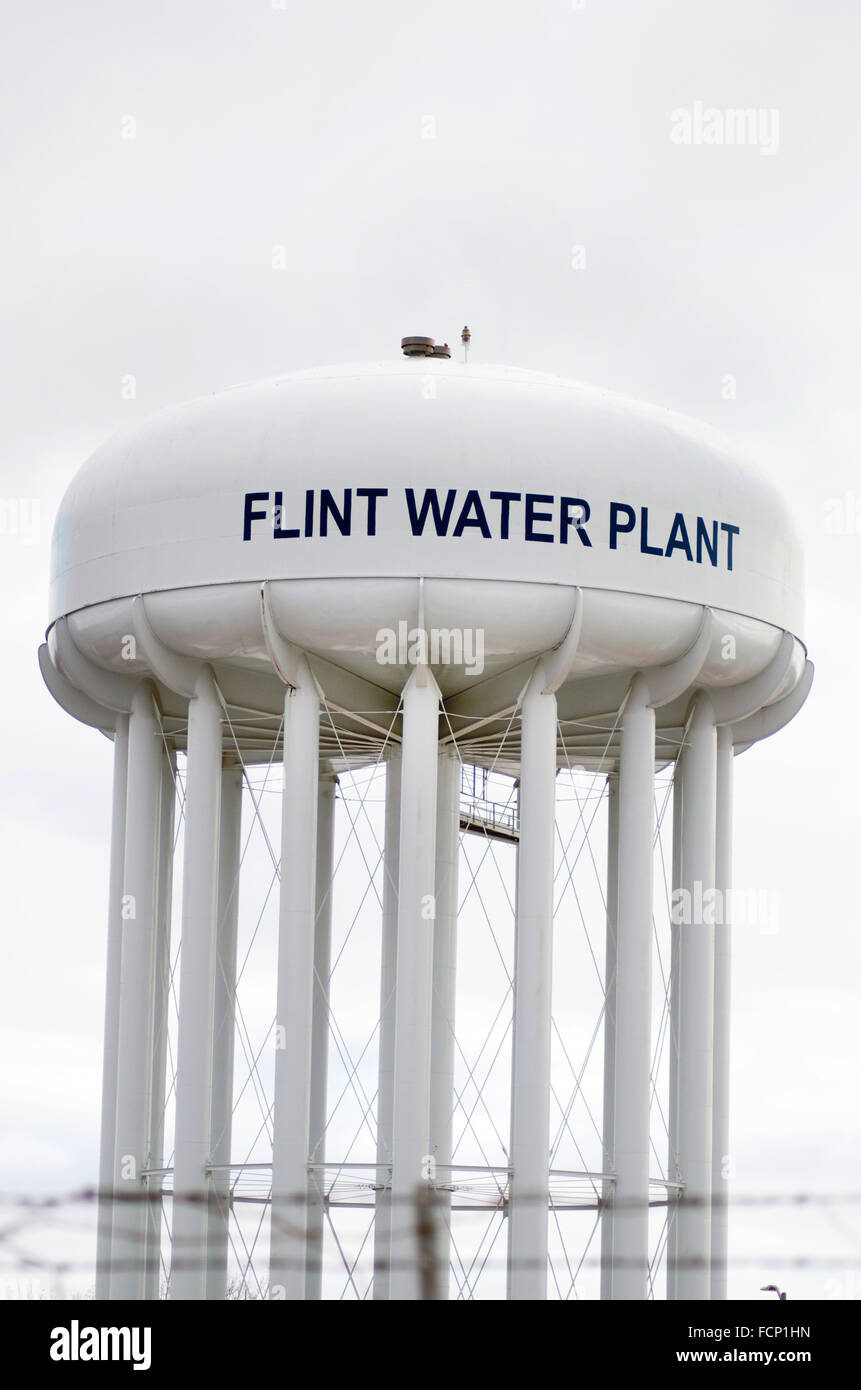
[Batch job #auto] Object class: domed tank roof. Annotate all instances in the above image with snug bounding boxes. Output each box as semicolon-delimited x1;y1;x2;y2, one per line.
50;357;805;642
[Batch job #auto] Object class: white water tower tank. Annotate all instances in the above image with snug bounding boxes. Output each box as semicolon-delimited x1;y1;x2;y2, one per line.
41;347;812;1300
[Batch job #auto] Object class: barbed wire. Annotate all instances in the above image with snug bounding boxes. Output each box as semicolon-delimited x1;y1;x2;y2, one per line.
5;1184;861;1213
1;1185;860;1291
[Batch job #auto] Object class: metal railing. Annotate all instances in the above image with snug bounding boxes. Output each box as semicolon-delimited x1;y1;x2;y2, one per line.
459;764;519;840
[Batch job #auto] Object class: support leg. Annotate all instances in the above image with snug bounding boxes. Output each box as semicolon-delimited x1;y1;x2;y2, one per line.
711;726;734;1300
205;763;243;1300
389;669;440;1300
429;748;460;1299
144;749;176;1299
170;668;223;1299
270;661;320;1299
600;773;618;1300
667;749;685;1299
112;686;161;1300
673;694;717;1301
507;664;557;1301
373;748;401;1299
610;676;655;1299
306;767;337;1300
96;716;128;1300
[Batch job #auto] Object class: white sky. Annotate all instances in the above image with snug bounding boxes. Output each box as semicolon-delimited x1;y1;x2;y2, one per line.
1;0;860;1299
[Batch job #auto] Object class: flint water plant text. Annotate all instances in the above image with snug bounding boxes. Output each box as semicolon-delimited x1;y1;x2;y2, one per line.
242;487;740;570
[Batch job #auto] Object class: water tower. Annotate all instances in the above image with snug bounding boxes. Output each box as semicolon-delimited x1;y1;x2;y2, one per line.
40;341;812;1300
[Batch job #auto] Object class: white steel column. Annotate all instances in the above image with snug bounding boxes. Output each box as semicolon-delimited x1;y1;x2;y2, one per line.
429;747;460;1299
711;726;734;1300
666;748;685;1299
270;659;320;1299
205;763;243;1301
507;663;557;1300
600;772;619;1300
112;685;161;1300
389;667;440;1300
373;747;401;1299
170;667;223;1299
144;750;176;1299
96;715;128;1300
674;693;717;1300
610;675;655;1299
306;767;337;1300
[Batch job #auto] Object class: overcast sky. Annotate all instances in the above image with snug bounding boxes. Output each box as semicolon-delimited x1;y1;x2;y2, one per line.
1;0;860;1299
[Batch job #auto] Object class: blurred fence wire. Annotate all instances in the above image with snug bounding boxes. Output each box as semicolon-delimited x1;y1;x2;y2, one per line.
2;1185;861;1300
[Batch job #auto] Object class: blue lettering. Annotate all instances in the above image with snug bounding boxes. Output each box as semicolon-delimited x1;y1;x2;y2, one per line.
243;491;269;540
405;487;457;536
721;522;740;571
560;497;592;547
665;512;693;562
357;487;387;535
640;506;663;556
489;491;522;539
609;502;636;549
525;493;554;542
273;490;299;539
453;489;492;538
319;488;352;537
696;517;718;566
